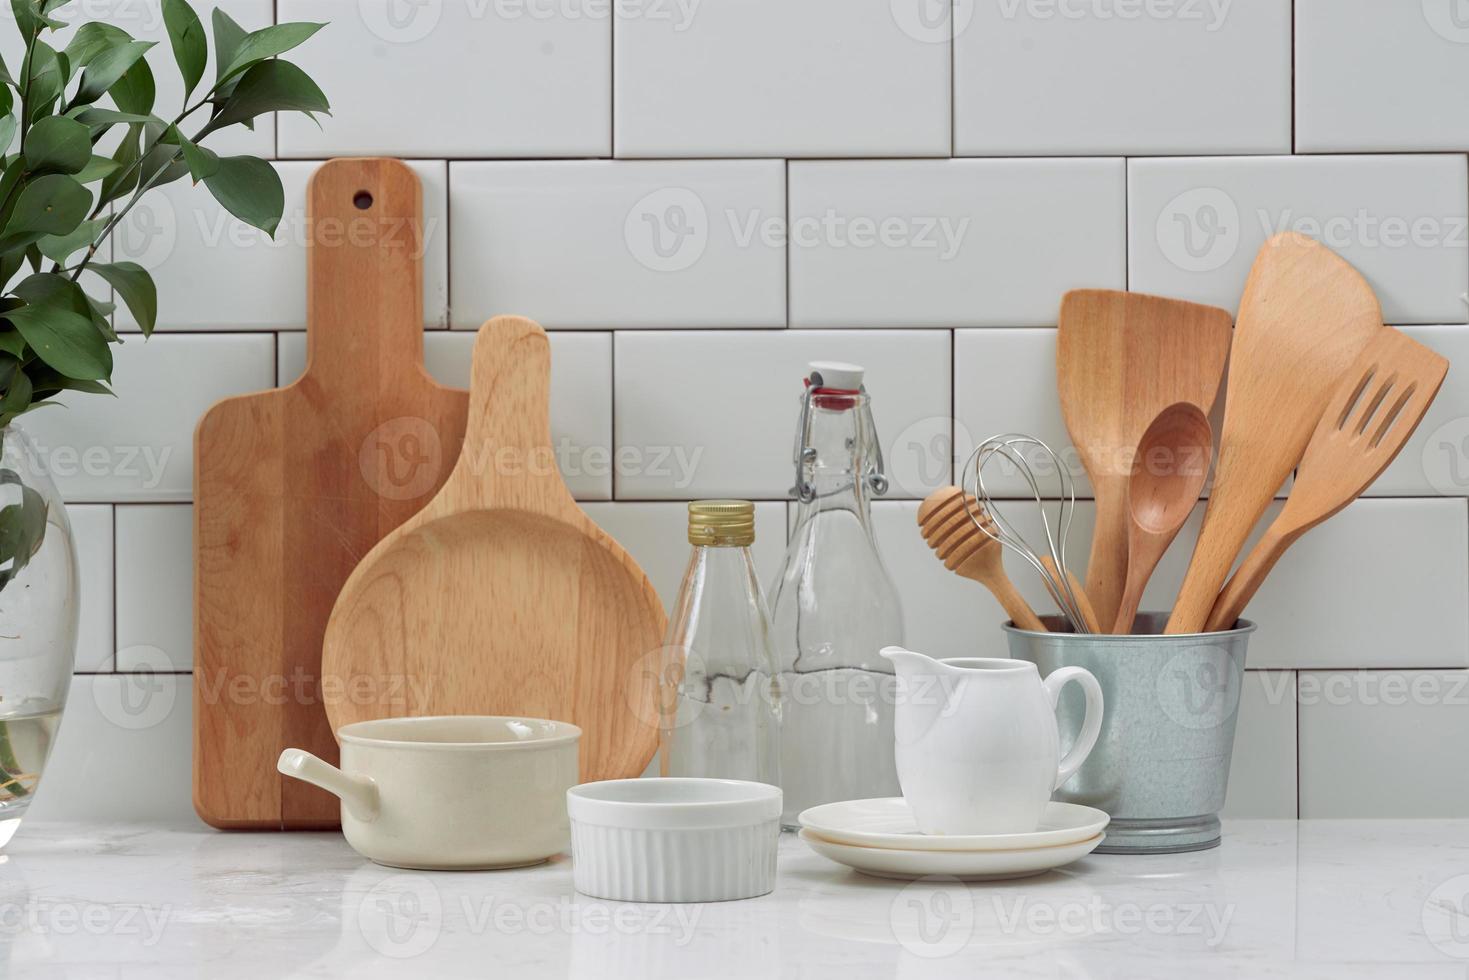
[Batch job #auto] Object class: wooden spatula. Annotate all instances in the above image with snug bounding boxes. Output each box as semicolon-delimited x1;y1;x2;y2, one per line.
917;487;1045;631
1167;233;1384;633
1205;330;1447;631
194;159;468;829
321;316;667;783
1057;290;1232;632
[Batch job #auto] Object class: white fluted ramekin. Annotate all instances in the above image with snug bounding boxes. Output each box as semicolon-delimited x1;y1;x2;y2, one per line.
567;778;781;903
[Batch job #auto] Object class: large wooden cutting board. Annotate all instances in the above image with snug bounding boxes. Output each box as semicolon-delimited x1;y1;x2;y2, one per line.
193;158;468;829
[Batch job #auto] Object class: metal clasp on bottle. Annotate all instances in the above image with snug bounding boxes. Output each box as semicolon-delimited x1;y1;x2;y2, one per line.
790;381;889;503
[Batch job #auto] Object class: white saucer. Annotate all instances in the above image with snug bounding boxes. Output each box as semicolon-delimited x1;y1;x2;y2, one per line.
800;829;1105;881
797;798;1109;852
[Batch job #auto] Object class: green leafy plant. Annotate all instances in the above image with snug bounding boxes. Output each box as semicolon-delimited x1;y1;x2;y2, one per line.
0;0;328;607
0;1;327;796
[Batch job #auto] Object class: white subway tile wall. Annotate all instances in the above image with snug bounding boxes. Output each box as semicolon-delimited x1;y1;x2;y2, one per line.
30;0;1469;822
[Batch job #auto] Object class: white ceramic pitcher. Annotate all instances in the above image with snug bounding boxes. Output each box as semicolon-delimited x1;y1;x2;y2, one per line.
881;648;1103;836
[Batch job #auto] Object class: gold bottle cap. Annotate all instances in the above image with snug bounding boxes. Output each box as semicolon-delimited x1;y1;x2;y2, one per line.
688;500;756;547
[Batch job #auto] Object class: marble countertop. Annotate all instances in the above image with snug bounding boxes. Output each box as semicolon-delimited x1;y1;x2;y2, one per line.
2;819;1468;978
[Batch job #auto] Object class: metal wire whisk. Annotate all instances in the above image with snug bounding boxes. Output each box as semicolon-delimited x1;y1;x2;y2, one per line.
961;434;1091;633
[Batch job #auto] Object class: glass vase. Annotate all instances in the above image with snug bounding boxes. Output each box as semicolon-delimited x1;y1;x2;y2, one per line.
0;423;79;848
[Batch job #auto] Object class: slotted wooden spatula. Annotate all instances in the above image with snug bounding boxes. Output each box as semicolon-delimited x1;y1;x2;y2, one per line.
321;316;667;783
194;159;467;829
1057;289;1232;631
1166;233;1385;633
1205;330;1447;631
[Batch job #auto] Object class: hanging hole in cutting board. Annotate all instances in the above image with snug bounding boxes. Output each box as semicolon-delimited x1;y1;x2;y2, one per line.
353;191;373;210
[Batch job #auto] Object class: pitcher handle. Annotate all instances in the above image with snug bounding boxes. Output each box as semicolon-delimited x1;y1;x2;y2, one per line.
277;749;380;822
1042;667;1104;791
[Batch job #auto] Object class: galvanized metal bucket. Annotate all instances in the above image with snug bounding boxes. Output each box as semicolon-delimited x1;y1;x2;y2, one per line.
1005;613;1256;854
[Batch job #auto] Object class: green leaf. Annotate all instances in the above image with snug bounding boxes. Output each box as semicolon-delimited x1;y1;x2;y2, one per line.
72;40;154;106
22;115;90;175
216;22;324;84
162;0;206;102
198;59;328;139
12;273;115;343
0;332;23;358
89;262;155;336
211;8;247;86
0;362;30;417
0;116;15;154
22;42;65;124
0;47;14;88
4;303;111;380
0;484;50;586
202;155;282;235
178;133;217;183
0;83;11;121
98;123;142;207
62;21;131;79
74;155;119;183
109;52;155;116
71;107;154;129
36;215;103;264
0;174;90;250
10;0;65;36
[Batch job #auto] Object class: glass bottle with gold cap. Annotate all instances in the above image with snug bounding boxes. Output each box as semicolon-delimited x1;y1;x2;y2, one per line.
770;361;904;828
659;500;781;785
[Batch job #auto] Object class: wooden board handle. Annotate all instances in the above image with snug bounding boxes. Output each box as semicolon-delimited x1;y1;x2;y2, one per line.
305;157;425;371
438;316;570;514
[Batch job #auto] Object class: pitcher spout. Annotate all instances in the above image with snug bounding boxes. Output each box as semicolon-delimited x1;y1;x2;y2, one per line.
881;646;957;746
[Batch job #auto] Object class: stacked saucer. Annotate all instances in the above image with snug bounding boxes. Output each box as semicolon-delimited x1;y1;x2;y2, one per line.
797;798;1108;881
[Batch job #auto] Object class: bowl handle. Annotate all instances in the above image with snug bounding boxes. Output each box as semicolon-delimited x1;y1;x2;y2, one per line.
277;749;379;822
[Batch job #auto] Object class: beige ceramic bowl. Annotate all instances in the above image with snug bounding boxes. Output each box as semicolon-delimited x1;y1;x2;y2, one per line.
278;716;579;870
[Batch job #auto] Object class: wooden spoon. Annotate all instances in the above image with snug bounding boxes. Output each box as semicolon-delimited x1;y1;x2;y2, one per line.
1205;330;1447;631
322;316;667;782
1112;403;1212;635
1167;233;1384;633
917;487;1045;631
1058;290;1232;631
